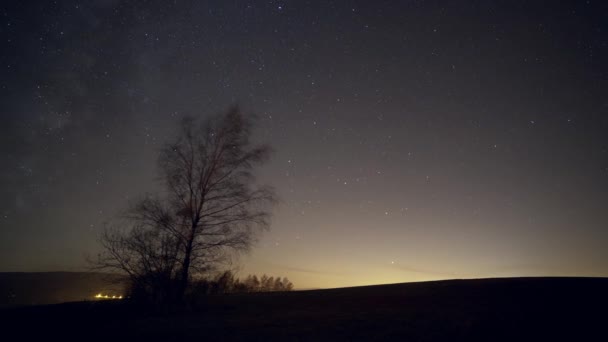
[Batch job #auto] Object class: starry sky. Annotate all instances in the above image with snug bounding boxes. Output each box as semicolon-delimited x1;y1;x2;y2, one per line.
1;0;608;289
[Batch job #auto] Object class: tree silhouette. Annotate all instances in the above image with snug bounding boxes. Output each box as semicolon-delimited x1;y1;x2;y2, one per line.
282;277;294;291
273;277;283;291
251;275;260;292
188;271;295;295
93;107;276;304
260;274;270;292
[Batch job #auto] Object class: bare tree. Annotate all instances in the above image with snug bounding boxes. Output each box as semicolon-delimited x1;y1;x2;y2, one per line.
95;223;181;304
93;107;276;304
282;277;294;291
260;274;270;292
251;275;260;292
273;277;284;291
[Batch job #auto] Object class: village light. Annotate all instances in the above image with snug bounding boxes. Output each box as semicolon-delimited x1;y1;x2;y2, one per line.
94;293;123;300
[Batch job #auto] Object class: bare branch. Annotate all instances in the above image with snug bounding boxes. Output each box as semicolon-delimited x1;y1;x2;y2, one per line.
91;108;276;304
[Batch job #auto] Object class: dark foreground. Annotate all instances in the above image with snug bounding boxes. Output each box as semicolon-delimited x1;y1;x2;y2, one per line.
2;277;607;341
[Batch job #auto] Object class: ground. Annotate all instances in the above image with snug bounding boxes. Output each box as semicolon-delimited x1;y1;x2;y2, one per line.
2;277;606;341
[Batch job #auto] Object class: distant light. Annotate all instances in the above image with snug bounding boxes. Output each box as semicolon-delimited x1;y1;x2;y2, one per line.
94;293;123;300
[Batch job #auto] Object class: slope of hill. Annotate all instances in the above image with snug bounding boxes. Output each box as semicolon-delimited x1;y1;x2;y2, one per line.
0;272;125;307
1;277;607;341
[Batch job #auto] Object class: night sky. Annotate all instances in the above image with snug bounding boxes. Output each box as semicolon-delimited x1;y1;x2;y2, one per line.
1;0;608;289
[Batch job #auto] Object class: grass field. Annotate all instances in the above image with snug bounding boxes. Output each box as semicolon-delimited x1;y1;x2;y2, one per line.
2;277;607;341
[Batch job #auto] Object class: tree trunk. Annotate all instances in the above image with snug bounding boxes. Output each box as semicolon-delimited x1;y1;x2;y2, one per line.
176;235;194;303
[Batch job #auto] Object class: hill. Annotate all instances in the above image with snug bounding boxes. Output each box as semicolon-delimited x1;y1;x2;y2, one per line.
1;277;607;341
0;272;125;307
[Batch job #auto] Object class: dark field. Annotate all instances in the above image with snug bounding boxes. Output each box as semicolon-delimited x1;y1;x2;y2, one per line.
2;277;607;341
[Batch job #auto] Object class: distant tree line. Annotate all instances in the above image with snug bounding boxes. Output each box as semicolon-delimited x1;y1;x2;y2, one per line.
190;271;293;295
